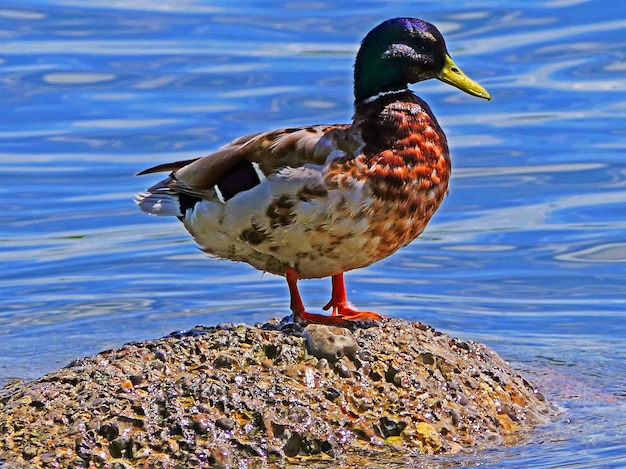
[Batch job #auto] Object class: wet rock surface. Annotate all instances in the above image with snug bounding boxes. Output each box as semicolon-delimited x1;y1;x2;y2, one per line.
0;318;556;468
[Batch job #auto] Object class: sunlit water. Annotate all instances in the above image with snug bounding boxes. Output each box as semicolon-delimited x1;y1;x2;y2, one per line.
1;0;625;467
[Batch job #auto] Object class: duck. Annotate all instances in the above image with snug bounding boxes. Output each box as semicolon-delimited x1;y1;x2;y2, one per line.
136;17;490;325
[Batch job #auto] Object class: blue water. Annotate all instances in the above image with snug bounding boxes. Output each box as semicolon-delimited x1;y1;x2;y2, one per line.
1;0;625;467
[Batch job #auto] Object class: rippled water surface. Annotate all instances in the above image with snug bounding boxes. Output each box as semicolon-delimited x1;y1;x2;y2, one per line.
1;0;625;467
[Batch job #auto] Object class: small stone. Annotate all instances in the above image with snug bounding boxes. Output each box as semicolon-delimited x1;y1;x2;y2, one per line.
215;417;235;431
128;375;143;387
316;358;330;371
378;416;407;437
112;461;134;469
358;397;374;412
324;387;342;402
283;433;302;457
370;360;387;380
39;451;58;464
213;353;236;369
193;414;212;433
211;445;234;469
415;421;443;450
335;361;352;378
393;370;410;388
303;324;357;362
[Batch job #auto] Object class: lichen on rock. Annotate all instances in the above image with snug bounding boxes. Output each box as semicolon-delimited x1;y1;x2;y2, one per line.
0;318;556;468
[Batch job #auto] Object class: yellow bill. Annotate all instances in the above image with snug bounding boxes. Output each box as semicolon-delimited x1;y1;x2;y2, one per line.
437;54;491;100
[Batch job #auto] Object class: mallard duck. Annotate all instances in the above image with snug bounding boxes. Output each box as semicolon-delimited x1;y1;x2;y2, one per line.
136;17;490;325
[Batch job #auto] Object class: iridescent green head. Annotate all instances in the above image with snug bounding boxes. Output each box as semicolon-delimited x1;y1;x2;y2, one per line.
354;17;490;103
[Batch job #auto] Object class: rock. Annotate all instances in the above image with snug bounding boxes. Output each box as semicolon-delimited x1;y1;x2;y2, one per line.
303;324;357;362
0;318;557;468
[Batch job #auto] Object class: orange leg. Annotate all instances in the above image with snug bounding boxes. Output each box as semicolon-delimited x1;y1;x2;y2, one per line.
323;273;382;321
285;268;382;325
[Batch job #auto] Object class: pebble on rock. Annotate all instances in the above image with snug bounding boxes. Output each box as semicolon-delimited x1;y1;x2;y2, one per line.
303;324;357;362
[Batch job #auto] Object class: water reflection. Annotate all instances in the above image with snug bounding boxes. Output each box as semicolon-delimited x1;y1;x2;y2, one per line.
558;242;626;263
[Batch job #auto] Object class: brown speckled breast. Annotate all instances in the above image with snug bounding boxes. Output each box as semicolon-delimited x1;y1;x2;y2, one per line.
326;91;450;261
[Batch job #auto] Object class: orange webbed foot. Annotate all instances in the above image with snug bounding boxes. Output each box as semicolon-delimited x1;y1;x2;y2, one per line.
322;300;382;322
293;310;368;326
286;268;383;326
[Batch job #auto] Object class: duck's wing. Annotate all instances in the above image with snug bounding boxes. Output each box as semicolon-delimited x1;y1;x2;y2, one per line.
137;124;352;204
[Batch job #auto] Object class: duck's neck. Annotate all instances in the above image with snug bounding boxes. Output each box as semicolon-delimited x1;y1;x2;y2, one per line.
358;88;411;105
354;88;429;124
354;65;409;104
353;89;446;158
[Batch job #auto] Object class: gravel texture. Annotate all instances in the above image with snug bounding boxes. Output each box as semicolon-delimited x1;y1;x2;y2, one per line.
0;317;556;468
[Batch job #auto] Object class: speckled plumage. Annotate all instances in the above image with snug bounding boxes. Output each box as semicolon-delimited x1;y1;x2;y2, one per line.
136;17;490;324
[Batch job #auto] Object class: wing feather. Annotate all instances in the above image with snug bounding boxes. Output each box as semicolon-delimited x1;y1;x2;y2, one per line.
137;124;352;201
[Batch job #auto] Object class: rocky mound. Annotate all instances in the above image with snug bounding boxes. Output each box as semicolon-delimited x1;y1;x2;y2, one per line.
0;318;556;468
